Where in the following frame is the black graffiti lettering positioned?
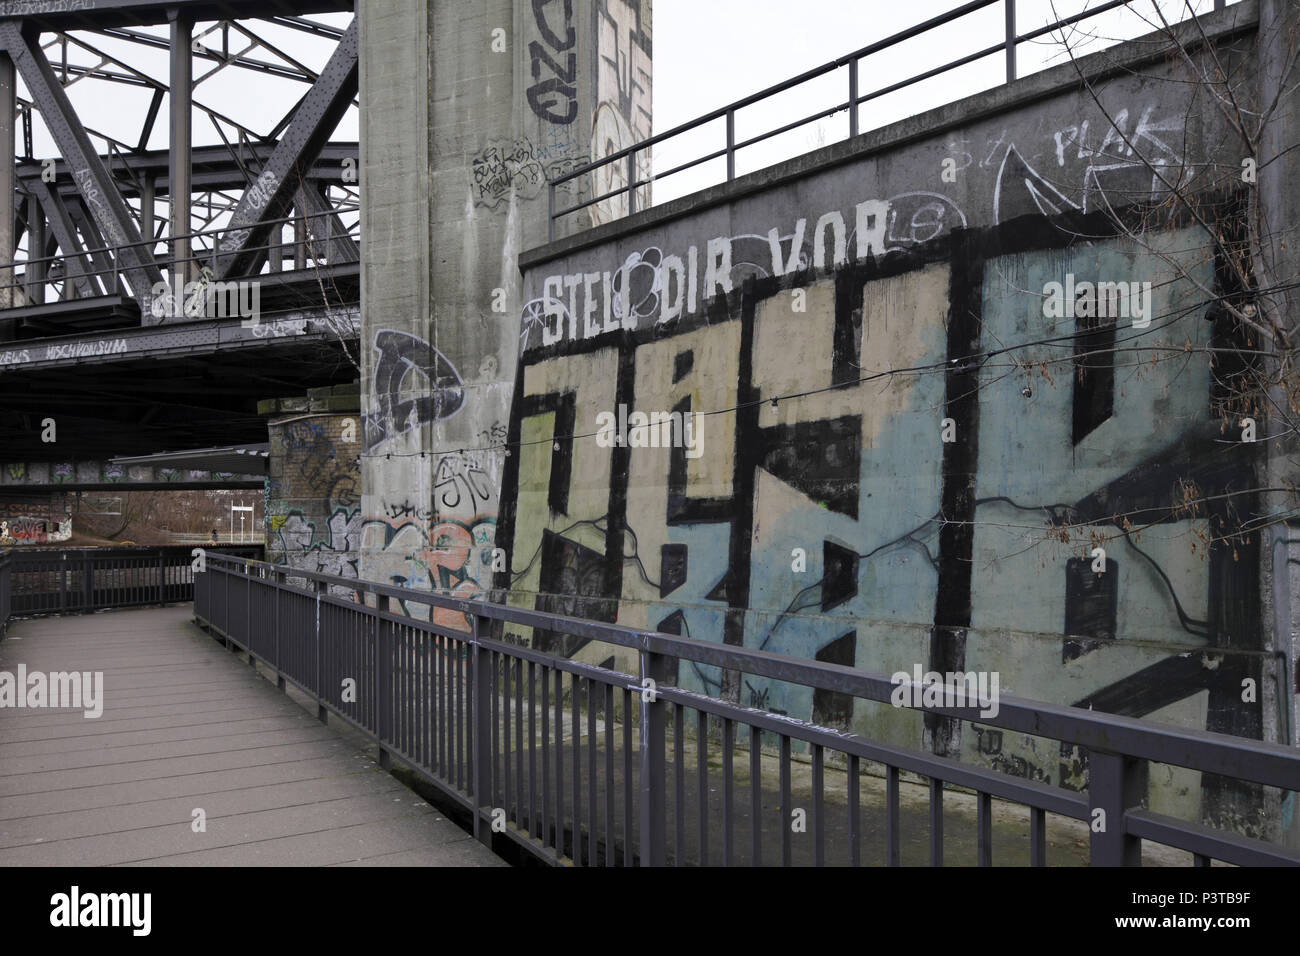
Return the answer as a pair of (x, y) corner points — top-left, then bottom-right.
(532, 0), (575, 51)
(527, 0), (577, 125)
(364, 330), (465, 451)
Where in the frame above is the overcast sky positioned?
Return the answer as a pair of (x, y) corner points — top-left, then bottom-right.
(11, 1), (1237, 239)
(651, 0), (1234, 199)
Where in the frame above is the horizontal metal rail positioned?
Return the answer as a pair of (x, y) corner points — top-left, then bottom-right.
(0, 545), (262, 619)
(547, 0), (1211, 240)
(0, 206), (359, 308)
(194, 552), (1300, 868)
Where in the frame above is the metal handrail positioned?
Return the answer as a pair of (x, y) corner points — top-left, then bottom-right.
(0, 206), (359, 306)
(0, 545), (262, 619)
(546, 0), (1215, 240)
(195, 550), (1300, 867)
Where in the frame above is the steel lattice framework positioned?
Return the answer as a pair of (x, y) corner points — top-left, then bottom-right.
(0, 0), (361, 461)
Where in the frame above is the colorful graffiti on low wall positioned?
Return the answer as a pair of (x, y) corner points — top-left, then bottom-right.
(0, 498), (72, 544)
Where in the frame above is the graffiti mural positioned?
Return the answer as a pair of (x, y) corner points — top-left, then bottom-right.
(501, 185), (1262, 828)
(527, 0), (578, 125)
(590, 0), (651, 224)
(470, 137), (590, 209)
(363, 329), (465, 452)
(0, 499), (72, 544)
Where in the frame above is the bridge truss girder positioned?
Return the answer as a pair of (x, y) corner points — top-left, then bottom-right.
(0, 2), (359, 329)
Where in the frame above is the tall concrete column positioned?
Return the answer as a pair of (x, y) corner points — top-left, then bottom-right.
(357, 0), (653, 609)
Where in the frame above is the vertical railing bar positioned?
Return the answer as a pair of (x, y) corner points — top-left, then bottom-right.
(748, 725), (762, 866)
(542, 663), (551, 848)
(572, 671), (582, 865)
(812, 743), (824, 867)
(639, 650), (670, 867)
(929, 778), (944, 867)
(622, 687), (633, 866)
(423, 626), (432, 773)
(503, 651), (512, 827)
(376, 595), (390, 769)
(848, 754), (860, 867)
(1030, 806), (1047, 867)
(886, 764), (900, 866)
(587, 677), (597, 867)
(492, 649), (501, 811)
(1005, 0), (1016, 82)
(725, 109), (735, 180)
(698, 709), (708, 866)
(516, 659), (524, 830)
(674, 703), (685, 867)
(722, 717), (734, 866)
(626, 149), (636, 217)
(455, 630), (464, 791)
(1090, 750), (1146, 866)
(546, 179), (554, 243)
(529, 660), (538, 841)
(977, 790), (992, 866)
(604, 682), (615, 866)
(435, 632), (443, 777)
(848, 56), (859, 138)
(473, 615), (492, 846)
(555, 666), (564, 860)
(780, 735), (791, 867)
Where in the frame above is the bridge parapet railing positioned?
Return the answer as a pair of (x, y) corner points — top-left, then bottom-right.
(548, 0), (1240, 239)
(0, 545), (262, 621)
(194, 551), (1300, 868)
(0, 552), (10, 638)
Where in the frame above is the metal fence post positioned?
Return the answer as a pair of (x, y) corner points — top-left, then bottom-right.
(638, 647), (673, 866)
(626, 150), (636, 216)
(244, 562), (252, 661)
(1089, 750), (1147, 865)
(376, 594), (392, 770)
(1005, 0), (1016, 83)
(848, 57), (859, 138)
(314, 578), (327, 723)
(81, 552), (93, 610)
(275, 570), (285, 690)
(725, 109), (735, 181)
(471, 612), (493, 846)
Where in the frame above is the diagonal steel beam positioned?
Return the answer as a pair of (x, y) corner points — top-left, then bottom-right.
(27, 177), (96, 298)
(0, 22), (158, 298)
(215, 17), (357, 280)
(297, 182), (358, 265)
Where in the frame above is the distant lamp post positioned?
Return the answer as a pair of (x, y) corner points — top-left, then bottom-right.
(231, 503), (254, 543)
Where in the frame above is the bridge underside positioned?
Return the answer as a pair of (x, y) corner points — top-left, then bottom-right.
(0, 1), (362, 466)
(0, 305), (357, 459)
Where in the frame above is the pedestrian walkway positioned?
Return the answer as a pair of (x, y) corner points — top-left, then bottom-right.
(0, 606), (504, 866)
